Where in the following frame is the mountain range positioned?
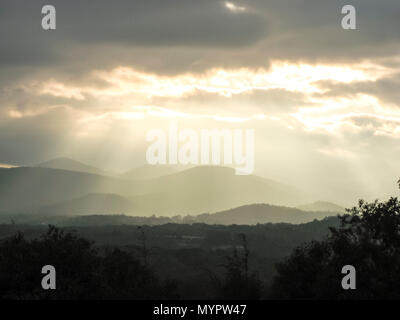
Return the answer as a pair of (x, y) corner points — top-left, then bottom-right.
(185, 203), (335, 225)
(296, 201), (345, 213)
(0, 203), (338, 226)
(36, 157), (109, 176)
(0, 157), (343, 223)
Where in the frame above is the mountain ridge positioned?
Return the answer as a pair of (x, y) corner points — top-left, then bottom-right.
(36, 157), (108, 176)
(0, 164), (315, 219)
(296, 201), (345, 213)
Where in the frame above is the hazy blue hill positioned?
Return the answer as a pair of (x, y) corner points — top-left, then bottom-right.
(40, 193), (135, 215)
(190, 203), (335, 225)
(296, 201), (345, 213)
(1, 204), (336, 226)
(0, 167), (135, 212)
(36, 157), (108, 176)
(120, 164), (177, 180)
(132, 166), (313, 215)
(0, 165), (313, 220)
(31, 202), (334, 226)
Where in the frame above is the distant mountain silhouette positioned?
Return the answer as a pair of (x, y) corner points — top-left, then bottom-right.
(296, 201), (344, 213)
(0, 165), (314, 219)
(9, 203), (336, 226)
(120, 164), (177, 180)
(189, 203), (334, 225)
(36, 157), (108, 176)
(131, 166), (313, 215)
(41, 193), (134, 215)
(0, 167), (134, 212)
(42, 167), (313, 216)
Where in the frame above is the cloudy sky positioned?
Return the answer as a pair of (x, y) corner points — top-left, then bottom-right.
(1, 0), (400, 204)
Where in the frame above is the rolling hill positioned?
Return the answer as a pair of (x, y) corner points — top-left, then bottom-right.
(120, 164), (177, 180)
(131, 166), (313, 215)
(0, 167), (135, 212)
(296, 201), (345, 213)
(188, 203), (335, 225)
(36, 157), (108, 176)
(40, 193), (134, 215)
(0, 165), (314, 219)
(43, 166), (313, 216)
(3, 202), (336, 226)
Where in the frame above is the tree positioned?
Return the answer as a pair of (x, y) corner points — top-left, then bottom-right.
(270, 190), (400, 299)
(0, 225), (176, 299)
(219, 234), (262, 299)
(0, 226), (100, 299)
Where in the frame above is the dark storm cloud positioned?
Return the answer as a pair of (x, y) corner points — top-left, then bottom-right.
(1, 0), (399, 78)
(0, 0), (268, 70)
(251, 0), (400, 61)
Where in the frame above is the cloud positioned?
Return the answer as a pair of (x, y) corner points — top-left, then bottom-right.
(315, 71), (400, 108)
(1, 0), (400, 80)
(1, 0), (400, 204)
(0, 0), (268, 71)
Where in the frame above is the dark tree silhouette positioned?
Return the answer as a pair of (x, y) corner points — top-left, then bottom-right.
(219, 234), (262, 299)
(270, 188), (400, 299)
(0, 225), (175, 299)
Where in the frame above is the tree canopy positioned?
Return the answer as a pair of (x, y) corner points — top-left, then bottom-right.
(0, 226), (175, 299)
(270, 192), (400, 299)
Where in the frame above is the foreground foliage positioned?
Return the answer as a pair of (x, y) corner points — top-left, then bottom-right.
(0, 226), (174, 299)
(271, 196), (400, 299)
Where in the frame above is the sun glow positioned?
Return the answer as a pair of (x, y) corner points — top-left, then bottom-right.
(292, 94), (400, 136)
(225, 2), (246, 12)
(31, 61), (390, 102)
(16, 60), (400, 138)
(79, 105), (265, 125)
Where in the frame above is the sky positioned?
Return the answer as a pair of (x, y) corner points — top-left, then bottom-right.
(1, 0), (400, 205)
